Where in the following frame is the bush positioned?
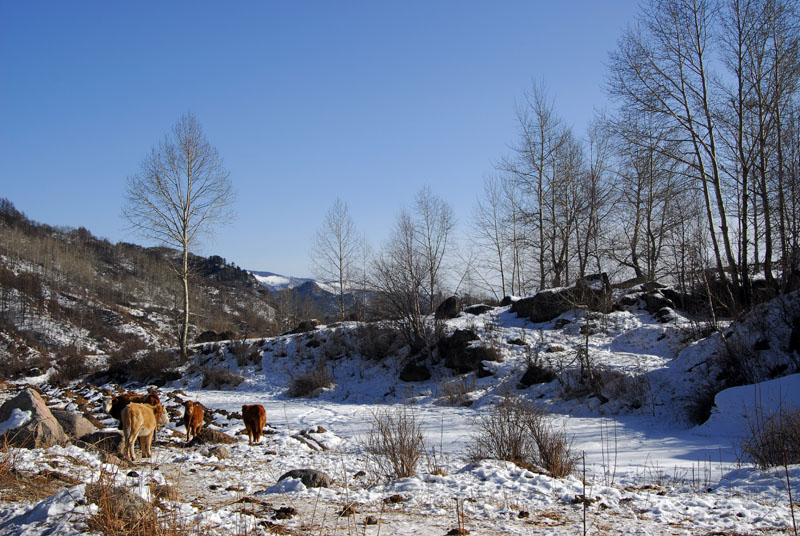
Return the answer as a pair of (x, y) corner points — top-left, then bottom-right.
(439, 376), (475, 406)
(288, 358), (333, 397)
(49, 347), (95, 387)
(469, 396), (576, 478)
(363, 405), (425, 479)
(739, 406), (800, 469)
(356, 323), (400, 360)
(128, 348), (181, 384)
(201, 366), (244, 388)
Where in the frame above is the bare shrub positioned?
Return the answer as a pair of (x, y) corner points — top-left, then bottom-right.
(201, 366), (244, 388)
(129, 348), (181, 384)
(230, 339), (261, 367)
(0, 350), (50, 381)
(739, 406), (800, 469)
(363, 405), (425, 480)
(288, 358), (333, 397)
(356, 322), (400, 360)
(438, 376), (475, 406)
(469, 396), (576, 478)
(50, 347), (96, 387)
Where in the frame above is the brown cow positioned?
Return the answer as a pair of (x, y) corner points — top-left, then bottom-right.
(119, 402), (168, 461)
(242, 404), (267, 445)
(104, 391), (162, 426)
(183, 400), (204, 443)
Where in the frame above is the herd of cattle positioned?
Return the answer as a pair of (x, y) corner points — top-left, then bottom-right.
(103, 391), (267, 461)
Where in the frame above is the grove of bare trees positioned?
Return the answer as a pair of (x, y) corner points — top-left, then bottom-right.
(463, 0), (800, 312)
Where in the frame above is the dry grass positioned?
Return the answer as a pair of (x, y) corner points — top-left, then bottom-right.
(85, 465), (211, 536)
(439, 376), (476, 407)
(739, 405), (800, 469)
(0, 436), (71, 503)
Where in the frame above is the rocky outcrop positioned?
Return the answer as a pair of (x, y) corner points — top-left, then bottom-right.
(438, 330), (500, 374)
(435, 296), (461, 320)
(399, 361), (431, 382)
(0, 388), (68, 448)
(464, 304), (493, 316)
(511, 273), (613, 323)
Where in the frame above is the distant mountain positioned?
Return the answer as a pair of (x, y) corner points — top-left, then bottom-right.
(249, 270), (367, 320)
(249, 271), (316, 293)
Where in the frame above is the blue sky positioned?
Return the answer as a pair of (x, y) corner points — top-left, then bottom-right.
(1, 1), (638, 278)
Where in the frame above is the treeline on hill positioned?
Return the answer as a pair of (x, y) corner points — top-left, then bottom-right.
(0, 198), (324, 381)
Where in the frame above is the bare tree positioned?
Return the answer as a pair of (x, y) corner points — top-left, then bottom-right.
(372, 210), (430, 352)
(414, 187), (455, 311)
(608, 0), (740, 298)
(123, 113), (234, 358)
(310, 197), (359, 320)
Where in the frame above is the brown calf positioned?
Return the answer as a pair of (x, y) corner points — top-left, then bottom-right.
(183, 400), (204, 443)
(119, 402), (168, 461)
(104, 392), (162, 426)
(242, 404), (267, 445)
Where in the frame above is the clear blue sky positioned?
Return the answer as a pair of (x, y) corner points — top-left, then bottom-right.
(1, 1), (638, 278)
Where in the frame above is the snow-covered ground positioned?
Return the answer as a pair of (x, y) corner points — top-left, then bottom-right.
(0, 298), (798, 535)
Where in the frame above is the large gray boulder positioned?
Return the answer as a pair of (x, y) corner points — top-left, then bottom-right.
(511, 273), (613, 323)
(0, 388), (69, 448)
(278, 469), (331, 488)
(51, 409), (97, 440)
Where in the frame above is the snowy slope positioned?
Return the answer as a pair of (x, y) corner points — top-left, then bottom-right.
(0, 293), (798, 535)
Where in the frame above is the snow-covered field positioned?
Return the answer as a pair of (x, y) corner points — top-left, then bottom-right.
(0, 298), (798, 535)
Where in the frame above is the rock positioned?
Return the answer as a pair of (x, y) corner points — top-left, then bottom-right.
(519, 363), (557, 388)
(208, 445), (230, 459)
(0, 388), (68, 448)
(510, 289), (573, 323)
(500, 296), (516, 306)
(438, 330), (500, 373)
(642, 291), (675, 315)
(655, 307), (678, 323)
(51, 409), (97, 439)
(511, 273), (613, 323)
(399, 361), (431, 382)
(554, 318), (571, 330)
(288, 319), (319, 334)
(464, 304), (493, 316)
(278, 469), (331, 488)
(193, 428), (238, 445)
(435, 296), (461, 320)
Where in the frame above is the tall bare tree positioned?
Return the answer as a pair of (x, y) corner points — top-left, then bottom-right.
(414, 187), (455, 312)
(123, 113), (234, 359)
(608, 0), (740, 298)
(311, 197), (359, 320)
(372, 210), (429, 352)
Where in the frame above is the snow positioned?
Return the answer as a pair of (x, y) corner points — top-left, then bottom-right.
(0, 409), (31, 435)
(0, 293), (798, 534)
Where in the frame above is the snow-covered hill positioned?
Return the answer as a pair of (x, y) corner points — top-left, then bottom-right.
(0, 290), (798, 535)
